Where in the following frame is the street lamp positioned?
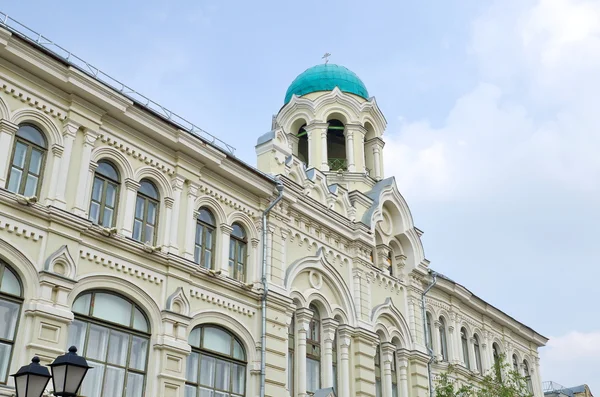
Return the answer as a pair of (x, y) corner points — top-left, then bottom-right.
(48, 346), (92, 397)
(10, 356), (52, 397)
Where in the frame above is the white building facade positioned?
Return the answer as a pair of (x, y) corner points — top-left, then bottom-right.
(0, 19), (546, 397)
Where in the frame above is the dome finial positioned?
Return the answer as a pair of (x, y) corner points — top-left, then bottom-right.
(322, 52), (331, 64)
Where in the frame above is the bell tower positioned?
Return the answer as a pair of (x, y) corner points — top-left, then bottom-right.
(256, 63), (387, 193)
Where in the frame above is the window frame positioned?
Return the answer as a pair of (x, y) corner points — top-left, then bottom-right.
(473, 334), (483, 373)
(6, 124), (47, 197)
(439, 317), (448, 362)
(460, 327), (470, 369)
(229, 223), (247, 282)
(89, 160), (121, 228)
(133, 180), (160, 245)
(288, 316), (295, 395)
(374, 344), (382, 397)
(185, 325), (247, 397)
(194, 208), (216, 269)
(69, 291), (151, 397)
(0, 261), (23, 385)
(306, 305), (321, 394)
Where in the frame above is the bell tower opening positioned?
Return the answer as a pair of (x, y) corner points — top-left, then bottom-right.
(297, 123), (308, 163)
(327, 119), (346, 171)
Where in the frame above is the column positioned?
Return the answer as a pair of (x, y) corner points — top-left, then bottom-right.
(280, 228), (289, 283)
(468, 337), (477, 373)
(304, 122), (328, 171)
(162, 197), (173, 249)
(295, 308), (313, 397)
(219, 224), (233, 275)
(433, 321), (442, 362)
(373, 145), (382, 180)
(0, 120), (17, 187)
(346, 124), (366, 173)
(121, 179), (140, 237)
(320, 128), (329, 171)
(321, 318), (339, 388)
(250, 237), (260, 282)
(52, 122), (78, 209)
(73, 130), (98, 216)
(448, 324), (459, 365)
(337, 325), (352, 397)
(169, 177), (185, 253)
(344, 129), (355, 172)
(266, 225), (275, 281)
(45, 145), (63, 205)
(381, 343), (395, 397)
(396, 350), (410, 397)
(183, 184), (199, 261)
(448, 313), (460, 365)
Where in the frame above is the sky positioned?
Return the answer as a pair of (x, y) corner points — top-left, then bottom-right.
(2, 0), (599, 390)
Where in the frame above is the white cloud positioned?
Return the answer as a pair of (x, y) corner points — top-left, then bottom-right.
(540, 330), (600, 390)
(384, 0), (600, 202)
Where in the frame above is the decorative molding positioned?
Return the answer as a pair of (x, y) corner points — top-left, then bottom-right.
(197, 183), (256, 218)
(79, 248), (164, 285)
(188, 287), (256, 317)
(0, 81), (68, 121)
(98, 133), (176, 176)
(0, 216), (45, 241)
(43, 245), (76, 279)
(165, 287), (191, 317)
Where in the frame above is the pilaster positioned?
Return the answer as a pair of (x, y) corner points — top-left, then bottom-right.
(295, 307), (313, 397)
(183, 183), (199, 261)
(168, 176), (185, 253)
(321, 318), (339, 389)
(120, 178), (140, 237)
(73, 129), (99, 216)
(51, 121), (79, 209)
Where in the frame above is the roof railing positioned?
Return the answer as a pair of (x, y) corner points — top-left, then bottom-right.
(0, 12), (236, 155)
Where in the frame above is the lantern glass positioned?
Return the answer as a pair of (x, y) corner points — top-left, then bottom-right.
(11, 357), (51, 397)
(49, 346), (91, 397)
(16, 373), (49, 397)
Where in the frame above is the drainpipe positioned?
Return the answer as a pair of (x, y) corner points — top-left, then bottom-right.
(260, 181), (284, 397)
(421, 270), (438, 397)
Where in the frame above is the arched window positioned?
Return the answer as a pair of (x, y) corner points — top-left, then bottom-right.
(461, 327), (470, 369)
(68, 291), (150, 397)
(307, 304), (321, 394)
(425, 312), (434, 352)
(492, 343), (502, 380)
(391, 351), (398, 397)
(186, 325), (246, 397)
(229, 223), (247, 282)
(473, 334), (482, 373)
(133, 179), (159, 244)
(439, 317), (448, 361)
(194, 208), (216, 269)
(288, 315), (295, 395)
(89, 160), (120, 227)
(523, 360), (533, 392)
(0, 261), (22, 384)
(297, 124), (308, 163)
(512, 354), (519, 373)
(374, 345), (382, 397)
(326, 120), (346, 171)
(7, 124), (47, 197)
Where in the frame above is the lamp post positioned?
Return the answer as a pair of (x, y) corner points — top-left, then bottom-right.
(11, 346), (91, 397)
(48, 346), (92, 397)
(10, 356), (51, 397)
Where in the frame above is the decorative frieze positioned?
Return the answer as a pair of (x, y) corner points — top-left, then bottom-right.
(79, 248), (164, 285)
(98, 133), (176, 176)
(0, 81), (68, 121)
(0, 216), (45, 241)
(188, 287), (256, 317)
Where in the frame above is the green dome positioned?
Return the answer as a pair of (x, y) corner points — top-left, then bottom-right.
(284, 64), (369, 104)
